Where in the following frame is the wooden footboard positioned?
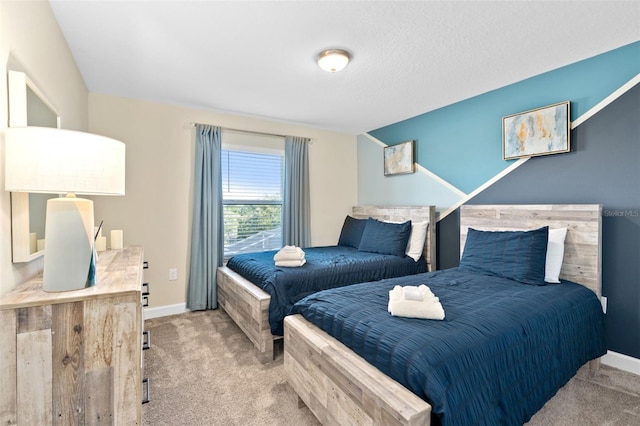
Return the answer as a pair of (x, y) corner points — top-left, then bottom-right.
(217, 266), (275, 363)
(284, 314), (431, 425)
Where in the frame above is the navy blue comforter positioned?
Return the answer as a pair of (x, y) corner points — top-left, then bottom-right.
(226, 246), (427, 335)
(292, 268), (606, 425)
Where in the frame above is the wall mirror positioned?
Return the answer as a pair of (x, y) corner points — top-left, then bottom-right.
(8, 70), (61, 263)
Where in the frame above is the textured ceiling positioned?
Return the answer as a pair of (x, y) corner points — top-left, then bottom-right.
(49, 1), (640, 135)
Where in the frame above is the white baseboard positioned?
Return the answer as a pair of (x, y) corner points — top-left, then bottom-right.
(601, 350), (640, 376)
(144, 303), (189, 320)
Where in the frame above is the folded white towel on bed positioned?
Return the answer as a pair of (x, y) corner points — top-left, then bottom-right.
(275, 259), (307, 267)
(273, 245), (306, 262)
(388, 285), (445, 320)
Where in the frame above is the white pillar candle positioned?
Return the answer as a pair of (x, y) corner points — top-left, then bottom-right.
(37, 239), (45, 252)
(110, 230), (123, 250)
(30, 233), (37, 254)
(95, 236), (107, 252)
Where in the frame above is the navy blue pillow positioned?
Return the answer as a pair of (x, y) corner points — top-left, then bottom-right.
(337, 216), (368, 248)
(459, 226), (549, 285)
(358, 219), (412, 257)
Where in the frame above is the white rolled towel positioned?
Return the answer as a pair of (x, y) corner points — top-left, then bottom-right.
(275, 259), (307, 267)
(274, 245), (306, 261)
(389, 285), (434, 302)
(402, 286), (423, 301)
(388, 285), (445, 320)
(401, 285), (435, 301)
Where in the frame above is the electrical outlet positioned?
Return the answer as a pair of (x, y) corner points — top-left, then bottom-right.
(601, 296), (607, 314)
(169, 268), (177, 281)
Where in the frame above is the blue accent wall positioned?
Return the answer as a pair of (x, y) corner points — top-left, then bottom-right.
(365, 42), (640, 195)
(357, 135), (462, 211)
(358, 41), (640, 359)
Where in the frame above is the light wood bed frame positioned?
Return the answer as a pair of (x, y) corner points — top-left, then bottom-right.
(284, 204), (602, 425)
(217, 205), (437, 363)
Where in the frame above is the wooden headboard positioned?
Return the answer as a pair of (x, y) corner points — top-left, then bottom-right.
(460, 204), (602, 295)
(352, 205), (437, 272)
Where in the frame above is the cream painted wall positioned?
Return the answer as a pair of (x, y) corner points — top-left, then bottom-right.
(89, 94), (357, 308)
(0, 1), (88, 295)
(0, 1), (356, 305)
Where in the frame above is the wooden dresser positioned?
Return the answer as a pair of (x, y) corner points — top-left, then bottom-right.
(0, 246), (145, 425)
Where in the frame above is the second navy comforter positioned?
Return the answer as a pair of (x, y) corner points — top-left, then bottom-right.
(226, 246), (427, 335)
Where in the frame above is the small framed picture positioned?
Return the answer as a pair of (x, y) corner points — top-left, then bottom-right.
(503, 101), (570, 160)
(384, 140), (415, 176)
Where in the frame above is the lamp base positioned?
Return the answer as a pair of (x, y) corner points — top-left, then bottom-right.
(43, 196), (94, 292)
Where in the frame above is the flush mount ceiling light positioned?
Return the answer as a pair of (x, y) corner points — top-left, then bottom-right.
(317, 49), (351, 73)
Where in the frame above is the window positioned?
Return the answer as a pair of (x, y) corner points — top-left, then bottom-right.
(222, 148), (283, 258)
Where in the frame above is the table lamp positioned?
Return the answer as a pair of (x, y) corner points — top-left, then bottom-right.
(5, 126), (125, 292)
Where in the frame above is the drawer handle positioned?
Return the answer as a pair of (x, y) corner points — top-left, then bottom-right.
(143, 330), (151, 350)
(142, 378), (150, 404)
(142, 295), (149, 307)
(143, 261), (149, 269)
(142, 282), (150, 296)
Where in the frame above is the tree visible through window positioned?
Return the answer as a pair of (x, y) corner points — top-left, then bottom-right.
(222, 149), (283, 258)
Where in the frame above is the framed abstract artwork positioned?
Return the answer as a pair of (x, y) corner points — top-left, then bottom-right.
(384, 140), (415, 176)
(503, 101), (570, 160)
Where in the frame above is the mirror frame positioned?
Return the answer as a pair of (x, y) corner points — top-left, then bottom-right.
(8, 70), (61, 263)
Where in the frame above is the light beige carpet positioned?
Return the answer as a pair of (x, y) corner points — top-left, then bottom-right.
(143, 310), (640, 426)
(142, 310), (318, 426)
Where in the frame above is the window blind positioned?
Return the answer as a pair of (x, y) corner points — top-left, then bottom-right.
(222, 149), (283, 257)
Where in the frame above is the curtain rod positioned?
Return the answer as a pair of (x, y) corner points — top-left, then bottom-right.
(189, 122), (310, 142)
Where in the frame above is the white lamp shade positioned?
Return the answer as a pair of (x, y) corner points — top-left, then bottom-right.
(5, 126), (125, 195)
(317, 49), (351, 73)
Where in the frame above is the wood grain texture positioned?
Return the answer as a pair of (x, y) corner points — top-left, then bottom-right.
(284, 204), (603, 426)
(17, 329), (53, 425)
(85, 367), (114, 425)
(113, 302), (141, 425)
(218, 206), (437, 363)
(16, 305), (51, 333)
(284, 315), (431, 426)
(0, 246), (144, 425)
(52, 302), (85, 425)
(84, 297), (117, 370)
(0, 310), (17, 425)
(217, 266), (273, 363)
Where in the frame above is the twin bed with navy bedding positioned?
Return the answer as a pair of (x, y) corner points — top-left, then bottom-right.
(284, 204), (606, 425)
(216, 206), (437, 362)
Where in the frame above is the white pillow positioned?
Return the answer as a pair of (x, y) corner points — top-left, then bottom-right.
(545, 228), (567, 283)
(406, 221), (429, 262)
(383, 220), (429, 261)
